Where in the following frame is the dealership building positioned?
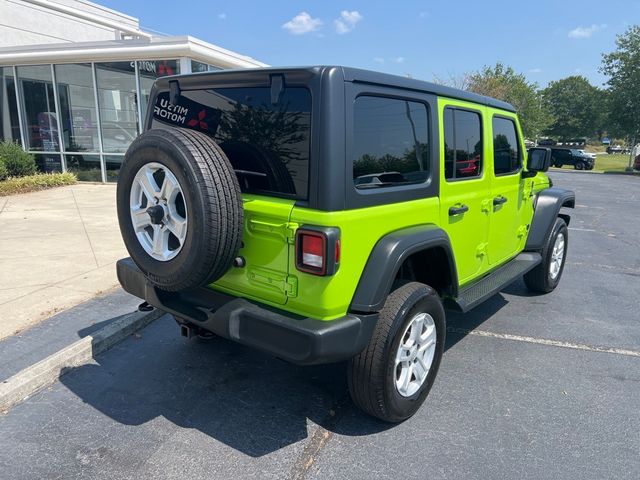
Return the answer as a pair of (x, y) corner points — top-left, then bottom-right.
(0, 0), (266, 182)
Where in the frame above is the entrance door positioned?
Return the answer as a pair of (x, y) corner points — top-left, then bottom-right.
(439, 102), (491, 285)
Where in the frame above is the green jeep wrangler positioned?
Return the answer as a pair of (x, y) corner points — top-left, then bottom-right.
(116, 66), (575, 423)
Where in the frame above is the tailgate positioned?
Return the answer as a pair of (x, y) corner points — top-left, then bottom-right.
(211, 194), (296, 305)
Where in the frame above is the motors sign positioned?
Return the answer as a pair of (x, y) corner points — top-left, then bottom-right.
(154, 98), (188, 124)
(133, 61), (157, 75)
(152, 92), (221, 134)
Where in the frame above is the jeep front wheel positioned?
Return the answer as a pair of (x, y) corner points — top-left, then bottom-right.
(347, 282), (445, 423)
(524, 217), (568, 293)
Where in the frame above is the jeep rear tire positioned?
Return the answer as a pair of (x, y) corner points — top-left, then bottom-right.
(524, 217), (568, 293)
(575, 161), (585, 170)
(347, 282), (445, 423)
(117, 128), (243, 291)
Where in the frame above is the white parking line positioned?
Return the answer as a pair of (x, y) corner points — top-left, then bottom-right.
(447, 327), (640, 358)
(568, 227), (598, 232)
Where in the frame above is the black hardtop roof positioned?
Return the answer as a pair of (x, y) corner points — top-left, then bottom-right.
(160, 66), (516, 113)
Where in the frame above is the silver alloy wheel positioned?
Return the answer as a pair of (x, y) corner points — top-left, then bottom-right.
(129, 162), (187, 262)
(549, 233), (565, 280)
(395, 312), (437, 398)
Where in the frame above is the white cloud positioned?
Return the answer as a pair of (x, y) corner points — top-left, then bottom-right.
(373, 57), (385, 64)
(393, 56), (405, 64)
(282, 12), (323, 35)
(419, 11), (429, 18)
(529, 68), (542, 73)
(568, 24), (607, 39)
(217, 13), (227, 20)
(334, 10), (363, 34)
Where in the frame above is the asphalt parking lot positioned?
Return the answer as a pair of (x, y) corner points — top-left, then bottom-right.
(1, 171), (639, 480)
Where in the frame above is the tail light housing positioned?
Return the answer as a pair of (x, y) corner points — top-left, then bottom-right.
(295, 226), (340, 276)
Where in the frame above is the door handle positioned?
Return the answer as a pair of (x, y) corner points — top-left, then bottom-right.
(449, 204), (469, 216)
(493, 196), (508, 206)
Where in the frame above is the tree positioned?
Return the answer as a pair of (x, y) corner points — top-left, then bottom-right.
(467, 63), (552, 139)
(600, 25), (640, 140)
(542, 76), (607, 140)
(217, 100), (307, 164)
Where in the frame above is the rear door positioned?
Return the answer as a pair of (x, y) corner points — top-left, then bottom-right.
(438, 100), (491, 285)
(214, 196), (296, 305)
(149, 81), (313, 305)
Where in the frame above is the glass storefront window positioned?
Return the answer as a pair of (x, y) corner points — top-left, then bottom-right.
(65, 154), (102, 181)
(191, 60), (221, 73)
(0, 67), (21, 145)
(33, 153), (62, 173)
(138, 59), (179, 120)
(104, 154), (124, 182)
(95, 62), (139, 153)
(191, 60), (208, 73)
(16, 65), (59, 152)
(55, 64), (99, 153)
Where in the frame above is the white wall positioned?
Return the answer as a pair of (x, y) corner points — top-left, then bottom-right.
(0, 0), (141, 48)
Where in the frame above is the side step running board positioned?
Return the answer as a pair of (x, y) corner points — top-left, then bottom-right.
(446, 252), (542, 313)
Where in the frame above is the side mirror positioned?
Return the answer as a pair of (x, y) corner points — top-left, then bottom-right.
(525, 147), (551, 176)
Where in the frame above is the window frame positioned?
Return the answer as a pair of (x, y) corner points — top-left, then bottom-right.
(491, 114), (523, 177)
(150, 84), (314, 201)
(351, 94), (431, 191)
(442, 105), (485, 183)
(344, 82), (438, 209)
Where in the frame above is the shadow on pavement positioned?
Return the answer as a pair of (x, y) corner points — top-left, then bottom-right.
(60, 291), (513, 457)
(61, 317), (392, 457)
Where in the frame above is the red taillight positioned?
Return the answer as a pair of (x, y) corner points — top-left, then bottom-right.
(301, 234), (325, 269)
(295, 227), (340, 276)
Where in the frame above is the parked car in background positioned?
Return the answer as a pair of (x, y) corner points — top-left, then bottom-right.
(550, 147), (595, 170)
(607, 145), (630, 154)
(578, 149), (597, 160)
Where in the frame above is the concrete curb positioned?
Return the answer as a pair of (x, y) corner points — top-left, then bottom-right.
(0, 308), (164, 413)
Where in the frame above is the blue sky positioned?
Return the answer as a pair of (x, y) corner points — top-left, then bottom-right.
(100, 0), (640, 87)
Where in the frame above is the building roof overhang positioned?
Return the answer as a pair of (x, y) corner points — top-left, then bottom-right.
(0, 36), (268, 69)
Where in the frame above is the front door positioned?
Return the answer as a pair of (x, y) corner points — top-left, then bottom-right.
(439, 101), (491, 285)
(487, 114), (527, 265)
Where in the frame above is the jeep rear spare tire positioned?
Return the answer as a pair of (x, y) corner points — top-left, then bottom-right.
(117, 128), (243, 291)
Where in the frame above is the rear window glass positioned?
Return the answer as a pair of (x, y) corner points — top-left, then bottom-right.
(151, 87), (311, 199)
(352, 95), (430, 189)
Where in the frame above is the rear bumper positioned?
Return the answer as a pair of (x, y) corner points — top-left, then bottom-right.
(117, 258), (378, 365)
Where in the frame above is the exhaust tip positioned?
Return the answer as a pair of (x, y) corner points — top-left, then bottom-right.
(180, 324), (193, 338)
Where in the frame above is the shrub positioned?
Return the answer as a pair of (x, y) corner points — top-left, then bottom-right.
(0, 172), (77, 196)
(0, 159), (7, 181)
(0, 141), (37, 177)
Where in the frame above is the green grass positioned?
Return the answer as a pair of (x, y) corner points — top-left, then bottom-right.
(594, 153), (636, 172)
(0, 172), (77, 196)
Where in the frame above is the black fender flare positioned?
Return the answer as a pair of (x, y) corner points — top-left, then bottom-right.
(525, 187), (575, 251)
(349, 225), (458, 313)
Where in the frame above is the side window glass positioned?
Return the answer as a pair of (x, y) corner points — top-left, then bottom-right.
(492, 117), (521, 175)
(352, 95), (430, 189)
(443, 107), (482, 180)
